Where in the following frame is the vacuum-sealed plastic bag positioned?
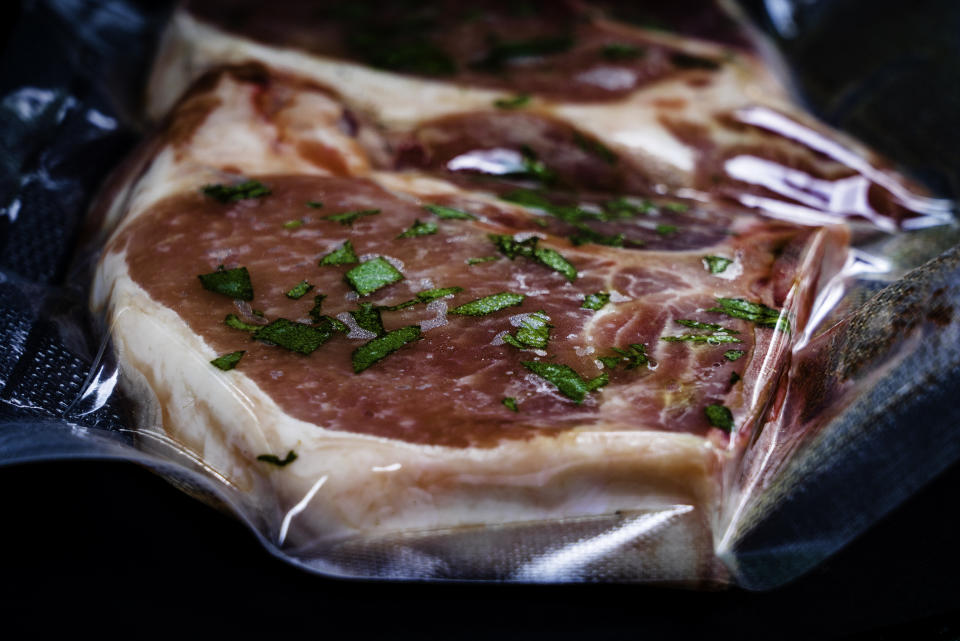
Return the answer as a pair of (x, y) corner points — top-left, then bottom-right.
(2, 0), (959, 588)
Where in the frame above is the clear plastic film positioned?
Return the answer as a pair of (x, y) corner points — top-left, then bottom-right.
(2, 0), (959, 588)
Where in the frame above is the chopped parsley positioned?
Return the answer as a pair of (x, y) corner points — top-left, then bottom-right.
(257, 451), (297, 467)
(664, 202), (690, 212)
(210, 350), (244, 371)
(379, 286), (463, 312)
(345, 257), (404, 296)
(709, 298), (789, 331)
(306, 201), (324, 209)
(598, 344), (648, 370)
(705, 404), (735, 432)
(675, 319), (738, 333)
(503, 311), (552, 350)
(489, 234), (577, 281)
(494, 94), (531, 109)
(661, 334), (742, 344)
(522, 361), (608, 404)
(397, 219), (438, 238)
(500, 190), (636, 248)
(601, 43), (645, 60)
(467, 256), (498, 265)
(285, 280), (314, 300)
(581, 291), (611, 311)
(326, 208), (381, 226)
(319, 241), (358, 266)
(253, 318), (339, 355)
(572, 131), (618, 165)
(602, 197), (655, 219)
(502, 397), (519, 412)
(450, 292), (524, 316)
(224, 313), (261, 332)
(198, 266), (254, 301)
(570, 228), (627, 248)
(283, 219), (304, 230)
(655, 224), (678, 236)
(308, 294), (327, 323)
(512, 146), (556, 184)
(315, 315), (349, 335)
(723, 350), (745, 362)
(703, 255), (733, 274)
(424, 203), (476, 220)
(201, 180), (271, 203)
(351, 302), (385, 336)
(352, 325), (422, 373)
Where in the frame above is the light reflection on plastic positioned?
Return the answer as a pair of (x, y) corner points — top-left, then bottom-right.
(447, 148), (525, 175)
(513, 505), (693, 581)
(278, 475), (328, 545)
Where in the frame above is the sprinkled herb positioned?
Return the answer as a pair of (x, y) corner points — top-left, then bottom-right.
(502, 397), (519, 412)
(522, 361), (608, 404)
(602, 42), (645, 60)
(201, 180), (271, 203)
(599, 344), (649, 370)
(398, 219), (438, 238)
(494, 94), (531, 109)
(705, 404), (735, 432)
(316, 315), (349, 335)
(570, 228), (627, 247)
(345, 257), (404, 296)
(572, 131), (618, 165)
(655, 224), (678, 236)
(500, 190), (636, 248)
(512, 146), (556, 184)
(352, 325), (422, 373)
(467, 256), (498, 265)
(450, 292), (524, 316)
(703, 256), (733, 274)
(489, 234), (577, 281)
(676, 319), (738, 333)
(319, 241), (358, 266)
(424, 203), (476, 220)
(253, 318), (339, 354)
(224, 314), (261, 332)
(473, 35), (574, 71)
(210, 350), (244, 371)
(351, 302), (385, 336)
(257, 451), (297, 467)
(724, 350), (745, 362)
(661, 334), (742, 344)
(581, 291), (611, 311)
(664, 202), (690, 212)
(602, 197), (655, 219)
(709, 298), (789, 331)
(308, 294), (327, 323)
(503, 311), (552, 350)
(283, 219), (304, 230)
(306, 201), (324, 208)
(326, 208), (381, 226)
(286, 280), (314, 300)
(198, 266), (253, 301)
(380, 286), (463, 312)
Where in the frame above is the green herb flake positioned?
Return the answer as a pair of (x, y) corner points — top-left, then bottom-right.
(494, 94), (531, 109)
(572, 131), (618, 165)
(318, 240), (358, 266)
(467, 256), (498, 265)
(285, 280), (314, 300)
(326, 208), (381, 226)
(450, 292), (524, 316)
(703, 255), (733, 274)
(224, 314), (261, 332)
(345, 257), (404, 296)
(503, 311), (552, 350)
(253, 318), (338, 355)
(488, 234), (577, 281)
(424, 203), (476, 220)
(521, 361), (608, 404)
(201, 180), (271, 203)
(210, 350), (245, 371)
(257, 451), (297, 467)
(661, 334), (742, 345)
(502, 397), (519, 412)
(675, 319), (738, 333)
(655, 224), (678, 236)
(705, 404), (735, 432)
(198, 266), (254, 301)
(283, 219), (304, 230)
(603, 197), (655, 219)
(534, 246), (577, 282)
(417, 286), (463, 302)
(352, 325), (422, 373)
(351, 302), (386, 336)
(514, 147), (556, 184)
(664, 202), (690, 212)
(397, 219), (438, 238)
(723, 350), (745, 362)
(308, 294), (328, 323)
(601, 43), (645, 60)
(306, 201), (324, 209)
(599, 344), (649, 370)
(709, 297), (790, 331)
(581, 291), (611, 311)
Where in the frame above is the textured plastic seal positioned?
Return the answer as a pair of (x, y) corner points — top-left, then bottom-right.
(2, 0), (959, 588)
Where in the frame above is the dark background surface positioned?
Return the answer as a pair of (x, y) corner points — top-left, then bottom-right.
(2, 1), (960, 636)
